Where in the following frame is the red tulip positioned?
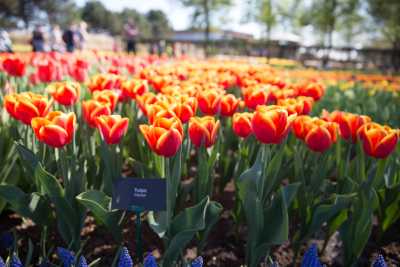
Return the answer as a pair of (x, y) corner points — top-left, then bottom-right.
(31, 111), (76, 148)
(232, 112), (253, 138)
(82, 100), (112, 128)
(47, 81), (80, 106)
(197, 90), (222, 115)
(4, 92), (53, 125)
(139, 117), (183, 157)
(95, 115), (129, 144)
(2, 57), (26, 77)
(189, 116), (220, 148)
(357, 123), (398, 159)
(220, 94), (240, 116)
(251, 105), (296, 144)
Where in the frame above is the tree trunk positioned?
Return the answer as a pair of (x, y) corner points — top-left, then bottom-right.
(203, 0), (210, 57)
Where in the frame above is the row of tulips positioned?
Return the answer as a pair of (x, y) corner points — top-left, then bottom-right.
(0, 53), (399, 266)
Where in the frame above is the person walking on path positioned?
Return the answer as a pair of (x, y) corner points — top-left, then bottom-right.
(123, 19), (139, 53)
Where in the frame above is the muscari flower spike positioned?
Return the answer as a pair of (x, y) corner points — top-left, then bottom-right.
(57, 247), (75, 267)
(10, 255), (23, 267)
(300, 244), (323, 267)
(0, 256), (5, 267)
(38, 259), (51, 267)
(373, 254), (387, 267)
(144, 252), (157, 267)
(0, 231), (14, 250)
(118, 247), (133, 267)
(78, 256), (88, 267)
(191, 256), (203, 267)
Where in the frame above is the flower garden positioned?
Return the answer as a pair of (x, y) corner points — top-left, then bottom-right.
(0, 52), (399, 266)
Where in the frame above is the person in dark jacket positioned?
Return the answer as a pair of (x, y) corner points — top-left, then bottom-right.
(31, 25), (45, 52)
(63, 25), (76, 53)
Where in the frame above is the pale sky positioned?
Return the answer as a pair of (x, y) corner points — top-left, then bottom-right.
(75, 0), (264, 38)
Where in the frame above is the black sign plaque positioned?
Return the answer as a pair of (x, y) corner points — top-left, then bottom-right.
(112, 177), (166, 211)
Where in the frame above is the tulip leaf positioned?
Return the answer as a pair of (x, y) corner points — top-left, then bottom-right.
(261, 183), (300, 245)
(198, 200), (223, 250)
(15, 142), (39, 174)
(0, 184), (50, 225)
(162, 197), (216, 267)
(305, 194), (353, 238)
(76, 190), (123, 242)
(148, 211), (168, 238)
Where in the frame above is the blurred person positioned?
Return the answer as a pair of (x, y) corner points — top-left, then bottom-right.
(76, 21), (88, 50)
(0, 29), (13, 52)
(63, 25), (76, 52)
(123, 19), (139, 53)
(49, 25), (63, 52)
(31, 25), (45, 52)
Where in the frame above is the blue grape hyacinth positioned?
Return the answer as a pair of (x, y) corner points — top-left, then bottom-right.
(373, 254), (387, 267)
(0, 256), (5, 267)
(144, 252), (157, 267)
(78, 256), (88, 267)
(9, 255), (23, 267)
(300, 244), (323, 267)
(191, 256), (203, 267)
(118, 247), (133, 267)
(0, 231), (14, 250)
(57, 247), (75, 267)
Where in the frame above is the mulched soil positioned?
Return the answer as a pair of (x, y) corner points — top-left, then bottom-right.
(0, 180), (399, 266)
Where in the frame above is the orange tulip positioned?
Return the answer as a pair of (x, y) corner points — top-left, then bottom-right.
(357, 123), (398, 159)
(95, 115), (129, 144)
(121, 79), (148, 100)
(136, 92), (158, 115)
(251, 105), (296, 144)
(31, 111), (76, 148)
(170, 96), (198, 123)
(92, 90), (119, 112)
(243, 87), (270, 110)
(139, 117), (183, 157)
(47, 81), (80, 106)
(232, 112), (253, 138)
(4, 92), (52, 125)
(189, 116), (220, 148)
(277, 96), (313, 116)
(293, 116), (337, 152)
(220, 94), (240, 116)
(82, 100), (112, 128)
(197, 90), (221, 115)
(146, 102), (177, 124)
(322, 110), (371, 143)
(298, 82), (325, 101)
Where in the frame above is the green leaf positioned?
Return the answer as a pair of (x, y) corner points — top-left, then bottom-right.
(198, 201), (223, 250)
(0, 185), (50, 225)
(162, 197), (211, 267)
(76, 190), (123, 242)
(305, 194), (353, 238)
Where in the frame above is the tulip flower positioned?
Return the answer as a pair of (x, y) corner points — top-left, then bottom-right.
(95, 115), (129, 145)
(357, 123), (398, 159)
(136, 92), (158, 115)
(87, 74), (117, 93)
(121, 79), (148, 100)
(92, 90), (119, 112)
(298, 82), (325, 101)
(242, 87), (270, 110)
(171, 99), (198, 123)
(220, 94), (240, 116)
(31, 111), (76, 148)
(232, 112), (253, 138)
(322, 110), (371, 143)
(2, 57), (25, 77)
(37, 60), (62, 83)
(277, 96), (314, 116)
(140, 117), (183, 157)
(146, 102), (176, 124)
(189, 116), (220, 148)
(4, 92), (53, 125)
(82, 100), (112, 128)
(197, 90), (222, 115)
(251, 105), (296, 144)
(293, 116), (338, 153)
(47, 81), (80, 106)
